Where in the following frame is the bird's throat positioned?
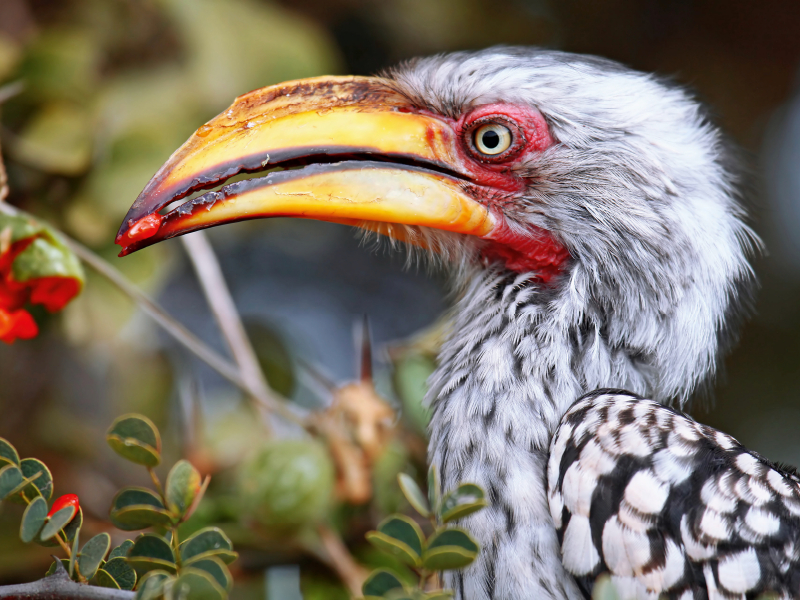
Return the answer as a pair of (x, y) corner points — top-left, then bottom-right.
(481, 219), (570, 281)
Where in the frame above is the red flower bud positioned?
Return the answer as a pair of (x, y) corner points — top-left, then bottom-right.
(0, 214), (84, 344)
(47, 494), (80, 522)
(0, 308), (38, 343)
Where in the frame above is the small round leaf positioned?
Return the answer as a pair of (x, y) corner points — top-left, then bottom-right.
(423, 527), (480, 571)
(165, 460), (201, 518)
(78, 532), (111, 580)
(101, 557), (137, 590)
(397, 473), (430, 518)
(173, 568), (226, 600)
(19, 458), (53, 501)
(108, 539), (134, 560)
(441, 483), (486, 523)
(128, 533), (176, 575)
(366, 532), (421, 567)
(0, 438), (20, 467)
(427, 528), (479, 553)
(111, 505), (174, 531)
(110, 487), (172, 530)
(20, 496), (48, 542)
(377, 515), (424, 556)
(179, 526), (237, 565)
(107, 415), (161, 467)
(362, 569), (405, 597)
(40, 506), (77, 541)
(188, 557), (233, 592)
(422, 546), (477, 571)
(92, 569), (121, 589)
(37, 507), (83, 547)
(0, 464), (24, 500)
(135, 571), (173, 600)
(441, 500), (488, 524)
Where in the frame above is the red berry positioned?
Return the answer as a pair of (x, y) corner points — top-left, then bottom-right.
(47, 494), (79, 522)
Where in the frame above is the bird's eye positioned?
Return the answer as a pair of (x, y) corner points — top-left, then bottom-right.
(474, 123), (512, 155)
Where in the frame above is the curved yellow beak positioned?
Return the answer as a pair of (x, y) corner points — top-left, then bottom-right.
(115, 76), (494, 256)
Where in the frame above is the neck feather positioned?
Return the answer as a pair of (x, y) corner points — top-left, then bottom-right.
(426, 266), (657, 599)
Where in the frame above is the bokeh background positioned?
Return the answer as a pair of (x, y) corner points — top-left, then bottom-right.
(1, 0), (799, 596)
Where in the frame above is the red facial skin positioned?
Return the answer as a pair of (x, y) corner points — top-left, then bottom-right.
(47, 494), (80, 521)
(448, 103), (571, 282)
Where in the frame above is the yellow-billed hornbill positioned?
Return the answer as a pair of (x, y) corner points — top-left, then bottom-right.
(116, 48), (797, 599)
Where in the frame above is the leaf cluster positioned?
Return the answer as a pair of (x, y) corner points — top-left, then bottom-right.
(361, 467), (488, 600)
(105, 414), (236, 600)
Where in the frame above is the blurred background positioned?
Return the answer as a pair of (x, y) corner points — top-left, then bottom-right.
(0, 0), (799, 596)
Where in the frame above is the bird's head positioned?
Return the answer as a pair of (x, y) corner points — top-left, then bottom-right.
(116, 48), (757, 403)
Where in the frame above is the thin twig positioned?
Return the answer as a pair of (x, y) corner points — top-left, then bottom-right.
(0, 203), (306, 427)
(316, 523), (369, 597)
(181, 231), (284, 432)
(0, 81), (23, 204)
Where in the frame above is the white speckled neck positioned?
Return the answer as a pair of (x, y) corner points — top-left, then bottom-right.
(427, 267), (652, 599)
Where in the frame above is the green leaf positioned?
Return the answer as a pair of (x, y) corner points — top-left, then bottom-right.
(187, 557), (232, 592)
(0, 438), (20, 467)
(40, 506), (76, 541)
(92, 569), (121, 589)
(78, 532), (111, 580)
(108, 539), (134, 560)
(378, 515), (424, 556)
(102, 557), (137, 590)
(422, 528), (480, 571)
(135, 571), (173, 600)
(172, 568), (226, 600)
(427, 528), (479, 553)
(362, 569), (405, 597)
(424, 593), (455, 600)
(128, 533), (176, 575)
(106, 414), (161, 467)
(37, 506), (83, 547)
(0, 464), (24, 500)
(428, 465), (440, 514)
(397, 473), (430, 518)
(20, 496), (48, 542)
(421, 546), (477, 571)
(366, 532), (420, 568)
(441, 484), (488, 523)
(366, 514), (425, 566)
(110, 487), (173, 530)
(165, 459), (201, 518)
(18, 458), (53, 502)
(179, 526), (237, 565)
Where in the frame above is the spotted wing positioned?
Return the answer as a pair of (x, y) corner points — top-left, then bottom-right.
(547, 390), (800, 600)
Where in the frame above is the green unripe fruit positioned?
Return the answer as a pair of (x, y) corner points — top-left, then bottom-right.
(239, 440), (335, 530)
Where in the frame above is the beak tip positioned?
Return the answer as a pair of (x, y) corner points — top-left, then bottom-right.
(115, 213), (164, 256)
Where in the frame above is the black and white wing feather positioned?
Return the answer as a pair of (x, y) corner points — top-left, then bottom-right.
(548, 391), (800, 600)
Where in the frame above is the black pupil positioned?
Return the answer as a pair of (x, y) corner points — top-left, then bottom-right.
(481, 129), (500, 149)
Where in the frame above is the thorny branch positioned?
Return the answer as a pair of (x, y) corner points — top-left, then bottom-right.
(0, 560), (134, 600)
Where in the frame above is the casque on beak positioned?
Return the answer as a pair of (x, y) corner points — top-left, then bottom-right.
(115, 76), (495, 256)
